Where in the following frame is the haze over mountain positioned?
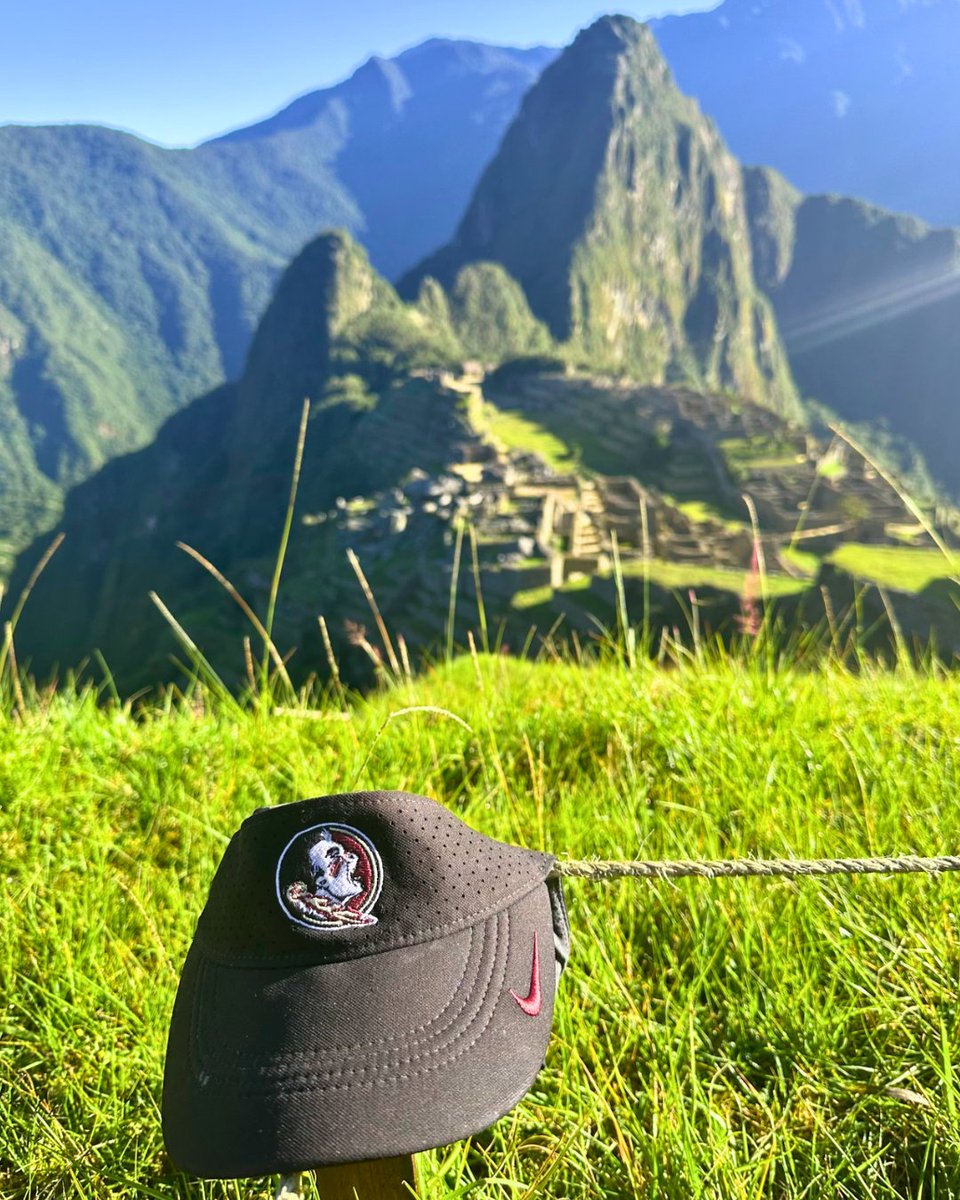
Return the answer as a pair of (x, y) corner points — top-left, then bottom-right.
(402, 17), (960, 499)
(745, 166), (960, 492)
(653, 0), (960, 228)
(0, 40), (551, 568)
(212, 40), (556, 280)
(7, 0), (960, 578)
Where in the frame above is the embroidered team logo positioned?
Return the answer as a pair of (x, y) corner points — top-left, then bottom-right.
(276, 823), (383, 930)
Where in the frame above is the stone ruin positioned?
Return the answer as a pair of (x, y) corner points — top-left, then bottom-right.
(301, 368), (956, 610)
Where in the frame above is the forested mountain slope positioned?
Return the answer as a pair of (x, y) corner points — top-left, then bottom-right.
(0, 41), (551, 561)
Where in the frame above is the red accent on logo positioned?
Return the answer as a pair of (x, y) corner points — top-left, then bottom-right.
(509, 931), (542, 1017)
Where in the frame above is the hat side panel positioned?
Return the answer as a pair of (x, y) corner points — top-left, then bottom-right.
(193, 922), (488, 1075)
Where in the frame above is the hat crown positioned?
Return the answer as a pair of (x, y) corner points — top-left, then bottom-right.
(195, 790), (554, 966)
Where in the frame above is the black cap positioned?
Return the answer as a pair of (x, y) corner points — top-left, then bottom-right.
(162, 790), (570, 1178)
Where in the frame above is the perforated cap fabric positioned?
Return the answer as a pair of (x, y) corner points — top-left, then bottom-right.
(162, 791), (570, 1178)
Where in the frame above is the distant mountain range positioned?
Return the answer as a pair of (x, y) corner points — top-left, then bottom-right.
(0, 41), (550, 567)
(9, 17), (959, 689)
(653, 0), (960, 230)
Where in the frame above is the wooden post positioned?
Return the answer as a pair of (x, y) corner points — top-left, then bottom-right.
(276, 1156), (419, 1200)
(315, 1155), (419, 1199)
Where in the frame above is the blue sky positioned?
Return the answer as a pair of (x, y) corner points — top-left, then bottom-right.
(2, 0), (716, 146)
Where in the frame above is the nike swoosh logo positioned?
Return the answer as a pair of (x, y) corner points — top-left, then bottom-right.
(509, 931), (542, 1016)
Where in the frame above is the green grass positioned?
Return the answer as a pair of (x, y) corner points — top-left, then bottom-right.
(475, 401), (577, 474)
(618, 556), (807, 598)
(816, 459), (847, 480)
(829, 543), (960, 593)
(675, 499), (747, 531)
(780, 546), (822, 577)
(511, 584), (555, 609)
(4, 652), (960, 1197)
(888, 523), (930, 546)
(719, 436), (805, 479)
(559, 573), (592, 593)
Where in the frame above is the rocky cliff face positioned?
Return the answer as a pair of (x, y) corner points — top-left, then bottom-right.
(403, 16), (801, 418)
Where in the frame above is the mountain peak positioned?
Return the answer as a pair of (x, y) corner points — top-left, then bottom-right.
(401, 10), (799, 414)
(568, 13), (668, 69)
(345, 54), (413, 112)
(238, 230), (383, 418)
(578, 13), (652, 44)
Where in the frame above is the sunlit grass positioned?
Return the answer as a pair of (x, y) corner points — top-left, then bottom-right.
(719, 435), (805, 478)
(3, 654), (960, 1197)
(618, 556), (806, 597)
(829, 543), (960, 592)
(475, 401), (576, 473)
(780, 545), (821, 576)
(511, 583), (555, 609)
(675, 499), (748, 530)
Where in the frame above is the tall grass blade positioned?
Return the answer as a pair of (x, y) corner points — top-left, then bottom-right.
(148, 591), (237, 708)
(741, 494), (768, 606)
(610, 530), (635, 670)
(0, 532), (65, 681)
(640, 491), (651, 652)
(318, 615), (348, 710)
(4, 621), (25, 715)
(263, 398), (311, 682)
(346, 548), (402, 678)
(350, 704), (474, 789)
(468, 520), (489, 655)
(176, 540), (293, 694)
(446, 517), (465, 663)
(877, 586), (910, 669)
(93, 649), (122, 706)
(830, 422), (957, 580)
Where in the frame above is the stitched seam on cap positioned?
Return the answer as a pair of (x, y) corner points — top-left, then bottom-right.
(196, 866), (552, 967)
(237, 907), (508, 1094)
(198, 918), (486, 1068)
(231, 906), (510, 1095)
(221, 909), (502, 1089)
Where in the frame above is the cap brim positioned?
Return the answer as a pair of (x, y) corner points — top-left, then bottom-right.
(162, 883), (557, 1177)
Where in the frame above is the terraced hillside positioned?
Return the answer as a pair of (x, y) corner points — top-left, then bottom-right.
(9, 325), (958, 691)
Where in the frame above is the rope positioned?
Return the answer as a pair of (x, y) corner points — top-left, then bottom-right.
(552, 853), (960, 881)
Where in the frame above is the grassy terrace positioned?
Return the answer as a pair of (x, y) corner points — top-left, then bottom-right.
(719, 435), (805, 478)
(829, 544), (960, 593)
(511, 562), (804, 613)
(473, 400), (578, 474)
(617, 557), (806, 597)
(4, 649), (960, 1197)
